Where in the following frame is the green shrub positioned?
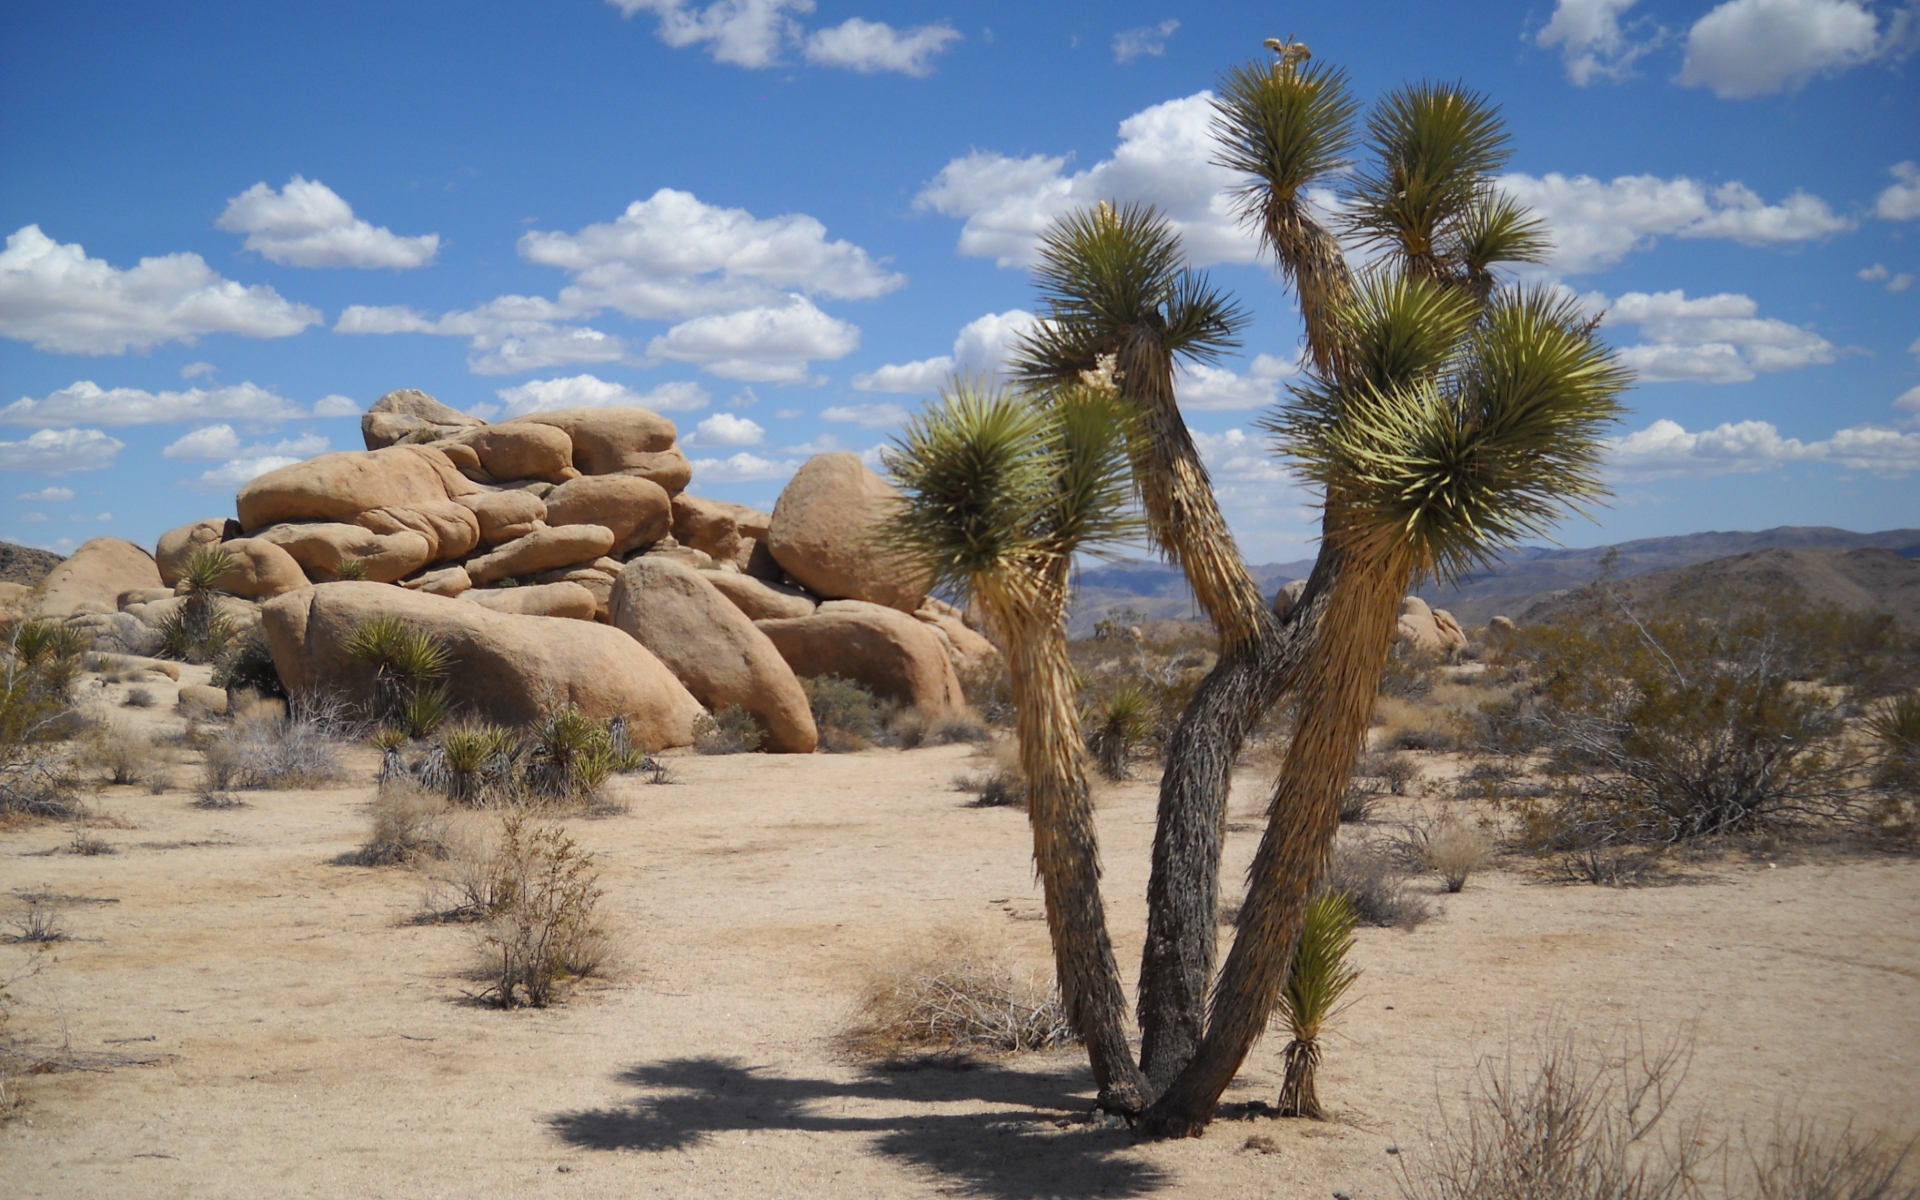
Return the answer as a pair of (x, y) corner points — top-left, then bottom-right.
(694, 704), (764, 754)
(1, 620), (89, 819)
(475, 814), (608, 1008)
(212, 626), (286, 700)
(1085, 682), (1154, 781)
(802, 675), (896, 752)
(1273, 890), (1359, 1118)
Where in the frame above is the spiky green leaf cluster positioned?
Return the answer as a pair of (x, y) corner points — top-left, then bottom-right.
(1212, 58), (1357, 210)
(1277, 889), (1359, 1041)
(1011, 204), (1246, 385)
(1271, 286), (1628, 582)
(883, 381), (1143, 600)
(347, 616), (450, 682)
(178, 546), (237, 593)
(1343, 81), (1545, 278)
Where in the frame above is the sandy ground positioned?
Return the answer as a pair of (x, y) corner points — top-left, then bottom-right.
(3, 683), (1918, 1199)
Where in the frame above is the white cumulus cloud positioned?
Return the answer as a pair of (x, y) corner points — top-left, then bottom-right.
(803, 18), (961, 75)
(1610, 416), (1920, 477)
(1877, 162), (1920, 221)
(0, 428), (125, 474)
(1677, 0), (1884, 97)
(685, 450), (800, 482)
(821, 402), (908, 429)
(1894, 385), (1920, 415)
(0, 225), (320, 355)
(916, 92), (1255, 269)
(519, 187), (903, 320)
(341, 191), (889, 380)
(313, 394), (360, 417)
(495, 374), (710, 416)
(162, 426), (328, 463)
(18, 486), (74, 502)
(610, 1), (959, 75)
(217, 176), (439, 269)
(647, 296), (858, 383)
(190, 455), (304, 492)
(1113, 20), (1179, 64)
(1496, 173), (1854, 275)
(1603, 290), (1836, 383)
(853, 309), (1038, 393)
(1176, 353), (1303, 412)
(686, 412), (766, 446)
(1, 380), (316, 427)
(1536, 0), (1664, 84)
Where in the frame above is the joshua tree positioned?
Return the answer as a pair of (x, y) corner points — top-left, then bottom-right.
(165, 546), (237, 663)
(886, 380), (1149, 1111)
(1138, 60), (1626, 1135)
(1012, 203), (1292, 1093)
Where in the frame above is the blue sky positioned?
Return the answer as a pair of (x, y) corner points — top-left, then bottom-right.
(2, 0), (1916, 564)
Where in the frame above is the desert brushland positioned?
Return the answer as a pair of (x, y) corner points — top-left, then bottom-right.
(4, 636), (1917, 1199)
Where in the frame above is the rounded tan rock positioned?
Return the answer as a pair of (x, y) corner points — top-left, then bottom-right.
(611, 558), (816, 753)
(255, 523), (434, 584)
(236, 446), (467, 531)
(155, 519), (232, 586)
(260, 582), (700, 747)
(36, 538), (163, 619)
(767, 453), (927, 612)
(543, 474), (672, 555)
(755, 598), (963, 719)
(466, 524), (615, 585)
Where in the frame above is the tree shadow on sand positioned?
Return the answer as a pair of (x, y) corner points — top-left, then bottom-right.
(546, 1055), (1173, 1198)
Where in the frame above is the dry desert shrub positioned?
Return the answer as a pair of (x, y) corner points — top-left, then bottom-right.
(1404, 813), (1495, 893)
(892, 708), (992, 749)
(1395, 1029), (1708, 1200)
(348, 784), (452, 867)
(122, 687), (155, 709)
(1396, 1026), (1920, 1200)
(1324, 841), (1431, 928)
(845, 931), (1075, 1060)
(200, 694), (349, 792)
(693, 704), (764, 755)
(802, 674), (898, 752)
(74, 721), (154, 787)
(471, 813), (610, 1008)
(3, 895), (66, 945)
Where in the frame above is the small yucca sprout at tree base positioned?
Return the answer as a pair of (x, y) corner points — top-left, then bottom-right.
(1274, 889), (1360, 1119)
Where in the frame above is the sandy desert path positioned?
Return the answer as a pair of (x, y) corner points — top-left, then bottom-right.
(4, 742), (1917, 1199)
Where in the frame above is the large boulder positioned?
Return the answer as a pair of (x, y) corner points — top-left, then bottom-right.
(1271, 579), (1309, 622)
(466, 524), (615, 585)
(236, 445), (475, 531)
(155, 518), (235, 586)
(402, 566), (472, 598)
(36, 538), (163, 619)
(461, 582), (598, 621)
(256, 523), (434, 583)
(767, 453), (927, 613)
(914, 604), (1001, 679)
(756, 599), (964, 718)
(610, 559), (816, 753)
(461, 490), (547, 545)
(544, 474), (672, 556)
(353, 500), (482, 562)
(671, 494), (770, 570)
(260, 583), (701, 747)
(360, 388), (485, 450)
(704, 571), (817, 621)
(1396, 596), (1466, 655)
(204, 537), (308, 599)
(449, 423), (577, 484)
(508, 408), (691, 492)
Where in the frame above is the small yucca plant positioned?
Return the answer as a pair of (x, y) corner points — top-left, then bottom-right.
(335, 557), (369, 582)
(1274, 889), (1360, 1119)
(347, 616), (452, 727)
(1086, 683), (1155, 781)
(1868, 692), (1920, 790)
(440, 724), (519, 805)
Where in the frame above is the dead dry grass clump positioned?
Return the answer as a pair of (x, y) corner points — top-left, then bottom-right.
(952, 740), (1026, 808)
(845, 931), (1075, 1060)
(201, 694), (352, 793)
(1396, 1027), (1920, 1200)
(345, 785), (452, 867)
(3, 895), (66, 945)
(1324, 841), (1432, 928)
(1400, 812), (1496, 893)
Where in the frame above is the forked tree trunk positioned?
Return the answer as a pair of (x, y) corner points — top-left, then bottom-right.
(986, 566), (1147, 1113)
(1139, 537), (1411, 1137)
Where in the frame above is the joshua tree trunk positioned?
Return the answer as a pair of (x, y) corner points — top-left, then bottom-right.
(986, 564), (1148, 1113)
(1139, 533), (1410, 1136)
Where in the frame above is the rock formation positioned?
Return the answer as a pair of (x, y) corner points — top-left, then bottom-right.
(43, 391), (1002, 752)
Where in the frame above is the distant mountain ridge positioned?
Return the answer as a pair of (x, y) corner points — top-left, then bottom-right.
(1069, 526), (1920, 635)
